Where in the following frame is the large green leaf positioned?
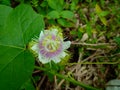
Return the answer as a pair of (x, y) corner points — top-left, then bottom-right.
(20, 79), (35, 90)
(0, 5), (12, 29)
(0, 4), (44, 90)
(0, 0), (11, 6)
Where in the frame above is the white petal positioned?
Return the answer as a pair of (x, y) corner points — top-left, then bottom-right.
(51, 28), (58, 32)
(44, 30), (50, 34)
(51, 29), (58, 35)
(52, 57), (61, 63)
(38, 54), (51, 64)
(31, 44), (39, 53)
(63, 41), (71, 50)
(60, 52), (67, 58)
(39, 31), (44, 40)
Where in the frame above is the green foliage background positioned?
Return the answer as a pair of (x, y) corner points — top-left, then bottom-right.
(0, 0), (120, 90)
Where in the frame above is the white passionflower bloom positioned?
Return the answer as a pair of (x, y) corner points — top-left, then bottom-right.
(31, 28), (71, 64)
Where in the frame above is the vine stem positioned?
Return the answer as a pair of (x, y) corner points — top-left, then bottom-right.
(34, 66), (100, 90)
(71, 42), (116, 46)
(65, 61), (120, 66)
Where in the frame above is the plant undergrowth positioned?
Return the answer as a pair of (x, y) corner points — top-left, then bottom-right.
(0, 0), (120, 90)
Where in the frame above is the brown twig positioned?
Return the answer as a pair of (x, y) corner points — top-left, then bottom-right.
(37, 75), (46, 89)
(71, 42), (116, 46)
(56, 79), (65, 89)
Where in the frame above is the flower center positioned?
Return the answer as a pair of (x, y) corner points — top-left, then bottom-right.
(42, 35), (61, 52)
(46, 41), (60, 52)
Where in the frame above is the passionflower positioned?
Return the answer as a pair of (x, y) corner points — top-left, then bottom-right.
(31, 28), (71, 64)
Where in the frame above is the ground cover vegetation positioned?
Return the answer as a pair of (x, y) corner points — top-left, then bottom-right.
(0, 0), (120, 90)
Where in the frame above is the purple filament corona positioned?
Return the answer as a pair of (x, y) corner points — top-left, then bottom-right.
(38, 34), (63, 58)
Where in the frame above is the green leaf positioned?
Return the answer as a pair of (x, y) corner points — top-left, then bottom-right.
(0, 4), (44, 90)
(48, 19), (57, 25)
(40, 1), (48, 7)
(99, 11), (110, 17)
(60, 10), (74, 19)
(72, 0), (79, 4)
(47, 10), (60, 19)
(20, 79), (35, 90)
(0, 0), (11, 6)
(86, 22), (92, 37)
(47, 0), (64, 11)
(70, 2), (76, 11)
(95, 4), (107, 26)
(0, 5), (12, 29)
(57, 18), (74, 27)
(114, 37), (120, 46)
